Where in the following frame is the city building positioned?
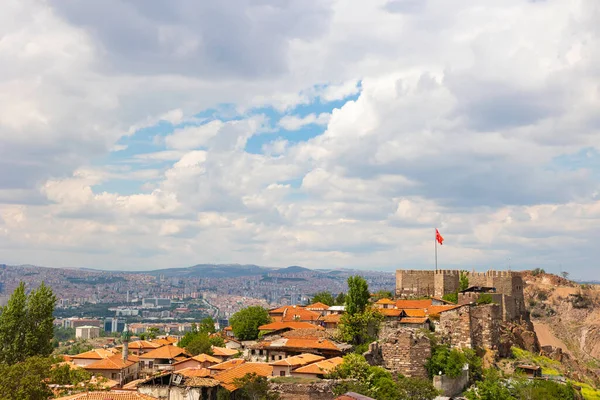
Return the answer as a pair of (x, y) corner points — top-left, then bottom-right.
(75, 325), (100, 340)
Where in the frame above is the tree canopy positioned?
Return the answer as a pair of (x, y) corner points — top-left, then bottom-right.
(346, 275), (370, 315)
(310, 291), (335, 306)
(230, 306), (271, 340)
(0, 282), (56, 365)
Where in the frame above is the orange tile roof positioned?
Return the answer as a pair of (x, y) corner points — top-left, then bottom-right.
(270, 353), (324, 367)
(426, 304), (462, 317)
(84, 353), (139, 371)
(281, 307), (321, 322)
(293, 356), (344, 375)
(284, 338), (340, 351)
(139, 345), (190, 360)
(395, 299), (432, 309)
(208, 358), (246, 371)
(70, 348), (119, 360)
(375, 298), (396, 305)
(377, 308), (402, 317)
(190, 353), (221, 364)
(269, 305), (294, 314)
(215, 363), (273, 391)
(55, 392), (158, 400)
(305, 302), (330, 310)
(211, 346), (238, 357)
(153, 337), (177, 346)
(121, 378), (145, 390)
(126, 340), (162, 350)
(320, 314), (342, 323)
(401, 309), (427, 317)
(176, 367), (212, 377)
(399, 317), (429, 324)
(259, 321), (322, 331)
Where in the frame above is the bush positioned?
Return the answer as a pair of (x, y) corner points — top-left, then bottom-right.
(425, 344), (469, 379)
(442, 292), (458, 304)
(476, 293), (494, 305)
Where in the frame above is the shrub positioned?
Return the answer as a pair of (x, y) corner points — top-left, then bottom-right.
(476, 293), (494, 305)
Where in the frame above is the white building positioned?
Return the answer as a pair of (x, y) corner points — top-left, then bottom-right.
(75, 325), (100, 340)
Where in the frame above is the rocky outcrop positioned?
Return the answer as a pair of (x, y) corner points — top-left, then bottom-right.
(499, 321), (540, 357)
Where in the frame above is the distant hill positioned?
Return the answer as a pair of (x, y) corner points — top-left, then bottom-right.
(144, 264), (271, 278)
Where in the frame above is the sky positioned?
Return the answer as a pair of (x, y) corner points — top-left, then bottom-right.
(0, 0), (599, 278)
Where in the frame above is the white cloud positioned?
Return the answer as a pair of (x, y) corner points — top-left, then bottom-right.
(1, 0), (600, 277)
(279, 113), (331, 131)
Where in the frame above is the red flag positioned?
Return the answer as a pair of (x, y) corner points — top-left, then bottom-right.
(436, 229), (444, 245)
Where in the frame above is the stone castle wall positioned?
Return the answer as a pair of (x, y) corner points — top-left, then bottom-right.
(395, 270), (435, 297)
(438, 304), (502, 350)
(434, 270), (460, 298)
(379, 322), (431, 379)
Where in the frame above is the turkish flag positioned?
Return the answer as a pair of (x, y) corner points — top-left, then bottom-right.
(436, 229), (444, 245)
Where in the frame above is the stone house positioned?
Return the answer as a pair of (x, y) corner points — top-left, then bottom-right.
(270, 353), (324, 377)
(138, 345), (190, 374)
(84, 352), (139, 385)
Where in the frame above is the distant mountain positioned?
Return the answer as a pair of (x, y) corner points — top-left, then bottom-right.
(142, 263), (329, 279)
(274, 266), (314, 274)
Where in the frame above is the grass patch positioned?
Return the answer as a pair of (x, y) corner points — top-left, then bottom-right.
(542, 367), (561, 376)
(270, 376), (321, 384)
(570, 381), (600, 400)
(511, 347), (561, 370)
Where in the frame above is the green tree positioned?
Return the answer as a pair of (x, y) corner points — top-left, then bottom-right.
(464, 369), (514, 400)
(186, 334), (213, 356)
(442, 292), (458, 304)
(477, 293), (493, 305)
(310, 291), (335, 306)
(146, 327), (160, 339)
(459, 271), (469, 291)
(233, 373), (280, 400)
(53, 327), (75, 342)
(335, 292), (347, 305)
(338, 307), (383, 347)
(210, 335), (225, 347)
(0, 356), (53, 400)
(199, 317), (216, 334)
(0, 282), (56, 365)
(396, 376), (439, 400)
(425, 344), (469, 379)
(230, 306), (271, 340)
(346, 276), (370, 315)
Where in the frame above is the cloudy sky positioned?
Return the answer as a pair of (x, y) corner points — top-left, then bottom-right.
(1, 0), (599, 277)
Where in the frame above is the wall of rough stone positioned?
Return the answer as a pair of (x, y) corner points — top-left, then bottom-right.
(470, 304), (501, 349)
(434, 270), (460, 298)
(395, 270), (435, 297)
(438, 305), (473, 349)
(379, 322), (431, 379)
(270, 381), (336, 400)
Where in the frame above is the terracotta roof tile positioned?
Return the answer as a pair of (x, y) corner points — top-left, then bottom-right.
(377, 308), (402, 317)
(319, 314), (342, 323)
(211, 346), (238, 357)
(214, 363), (273, 391)
(305, 302), (330, 310)
(176, 367), (212, 377)
(395, 299), (432, 309)
(54, 391), (158, 400)
(139, 345), (190, 360)
(426, 304), (462, 317)
(70, 348), (119, 360)
(270, 353), (324, 367)
(84, 353), (138, 371)
(374, 298), (396, 305)
(184, 377), (221, 387)
(259, 321), (320, 331)
(208, 358), (246, 371)
(293, 357), (344, 375)
(399, 317), (429, 324)
(126, 340), (162, 350)
(283, 338), (340, 351)
(401, 309), (427, 317)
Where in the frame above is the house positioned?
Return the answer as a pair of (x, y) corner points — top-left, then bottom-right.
(54, 391), (158, 400)
(124, 340), (163, 356)
(138, 372), (220, 400)
(250, 337), (348, 361)
(397, 316), (430, 329)
(319, 313), (342, 330)
(292, 356), (344, 379)
(395, 299), (433, 309)
(258, 321), (324, 338)
(84, 352), (139, 385)
(214, 363), (273, 392)
(176, 367), (212, 378)
(516, 364), (542, 378)
(211, 346), (239, 361)
(374, 298), (396, 309)
(207, 358), (246, 376)
(173, 353), (221, 371)
(138, 345), (190, 373)
(272, 305), (321, 323)
(270, 353), (325, 377)
(305, 302), (331, 315)
(324, 305), (345, 315)
(70, 348), (120, 367)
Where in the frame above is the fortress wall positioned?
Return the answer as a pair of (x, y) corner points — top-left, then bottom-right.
(434, 270), (460, 297)
(395, 270), (435, 298)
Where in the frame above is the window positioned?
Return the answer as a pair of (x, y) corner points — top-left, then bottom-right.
(112, 373), (117, 379)
(280, 371), (285, 377)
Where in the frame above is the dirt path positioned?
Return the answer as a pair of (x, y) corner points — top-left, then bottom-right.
(533, 321), (571, 355)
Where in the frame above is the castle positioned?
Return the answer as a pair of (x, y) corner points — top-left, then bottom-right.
(395, 269), (526, 321)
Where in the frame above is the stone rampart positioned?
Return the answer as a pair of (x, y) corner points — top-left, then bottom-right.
(379, 322), (431, 378)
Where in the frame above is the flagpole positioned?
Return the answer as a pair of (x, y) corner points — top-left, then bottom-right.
(435, 228), (438, 272)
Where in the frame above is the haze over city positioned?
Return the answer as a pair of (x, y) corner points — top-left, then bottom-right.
(1, 0), (599, 280)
